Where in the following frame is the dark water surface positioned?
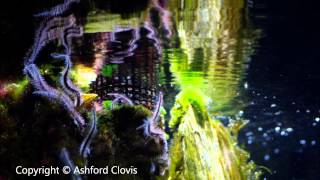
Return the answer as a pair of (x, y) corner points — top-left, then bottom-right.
(242, 0), (320, 179)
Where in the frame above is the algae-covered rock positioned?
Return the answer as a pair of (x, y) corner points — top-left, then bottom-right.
(168, 90), (260, 180)
(90, 105), (168, 180)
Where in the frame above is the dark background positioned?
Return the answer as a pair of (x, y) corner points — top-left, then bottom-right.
(242, 0), (320, 179)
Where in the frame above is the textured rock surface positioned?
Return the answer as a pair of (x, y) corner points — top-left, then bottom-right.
(168, 90), (260, 180)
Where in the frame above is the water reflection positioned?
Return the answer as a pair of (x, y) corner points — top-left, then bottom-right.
(166, 0), (260, 116)
(89, 26), (161, 109)
(163, 0), (262, 179)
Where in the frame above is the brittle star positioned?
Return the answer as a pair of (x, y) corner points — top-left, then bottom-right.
(79, 109), (98, 159)
(34, 0), (80, 18)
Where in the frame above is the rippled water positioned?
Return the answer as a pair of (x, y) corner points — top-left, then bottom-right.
(72, 1), (260, 115)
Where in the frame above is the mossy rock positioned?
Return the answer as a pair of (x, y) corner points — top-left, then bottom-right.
(168, 89), (261, 180)
(90, 105), (166, 180)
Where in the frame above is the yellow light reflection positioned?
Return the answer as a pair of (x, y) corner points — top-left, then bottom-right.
(72, 64), (97, 91)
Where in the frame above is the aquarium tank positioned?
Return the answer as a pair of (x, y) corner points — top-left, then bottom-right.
(1, 0), (320, 179)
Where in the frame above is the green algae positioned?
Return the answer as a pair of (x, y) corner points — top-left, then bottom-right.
(102, 100), (113, 109)
(169, 88), (209, 129)
(1, 78), (29, 100)
(101, 64), (118, 77)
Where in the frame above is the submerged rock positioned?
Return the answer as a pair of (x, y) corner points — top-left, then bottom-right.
(168, 89), (261, 180)
(90, 105), (168, 179)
